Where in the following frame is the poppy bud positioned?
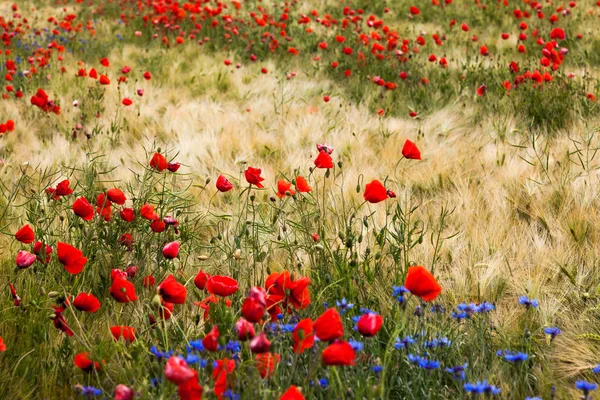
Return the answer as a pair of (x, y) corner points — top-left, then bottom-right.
(314, 244), (324, 251)
(338, 161), (343, 168)
(234, 249), (241, 260)
(249, 332), (271, 354)
(151, 294), (162, 309)
(48, 291), (59, 298)
(197, 255), (209, 260)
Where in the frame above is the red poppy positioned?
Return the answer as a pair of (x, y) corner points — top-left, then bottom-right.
(194, 270), (210, 290)
(255, 352), (280, 378)
(245, 167), (265, 188)
(158, 274), (187, 304)
(165, 356), (195, 385)
(57, 242), (88, 274)
(99, 74), (110, 85)
(0, 337), (5, 353)
(150, 152), (168, 171)
(73, 293), (101, 313)
(314, 308), (344, 342)
(150, 219), (166, 233)
(322, 340), (356, 366)
(314, 151), (334, 169)
(107, 188), (126, 205)
(550, 28), (566, 40)
(52, 305), (74, 336)
(100, 57), (109, 67)
(357, 313), (384, 337)
(276, 180), (295, 198)
(159, 301), (174, 320)
(53, 179), (73, 198)
(293, 318), (315, 354)
(120, 233), (134, 250)
(110, 277), (138, 303)
(216, 175), (234, 192)
(295, 176), (311, 193)
(242, 287), (266, 322)
(120, 208), (135, 222)
(89, 68), (98, 79)
(15, 224), (34, 243)
(140, 203), (158, 220)
(364, 180), (388, 204)
(409, 6), (420, 15)
(213, 358), (235, 398)
(9, 282), (21, 306)
(476, 84), (487, 96)
(72, 197), (94, 220)
(162, 241), (180, 259)
(265, 272), (310, 320)
(404, 266), (442, 301)
(74, 352), (101, 373)
(206, 275), (239, 297)
(281, 386), (305, 400)
(402, 139), (421, 160)
(111, 269), (128, 281)
(177, 370), (202, 400)
(250, 332), (271, 354)
(110, 326), (136, 342)
(95, 193), (112, 221)
(235, 317), (255, 341)
(143, 275), (155, 288)
(202, 325), (220, 352)
(16, 250), (36, 269)
(114, 385), (134, 400)
(122, 98), (133, 106)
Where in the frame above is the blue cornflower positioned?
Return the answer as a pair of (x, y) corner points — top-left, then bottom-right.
(501, 351), (529, 363)
(430, 304), (446, 313)
(418, 358), (440, 370)
(280, 324), (295, 333)
(476, 302), (496, 312)
(457, 303), (478, 316)
(277, 313), (284, 320)
(349, 340), (364, 352)
(225, 341), (241, 353)
(592, 364), (600, 374)
(464, 381), (501, 395)
(149, 346), (173, 359)
(394, 336), (416, 350)
(543, 327), (561, 339)
(336, 298), (354, 314)
(392, 286), (410, 303)
(425, 337), (451, 348)
(452, 311), (468, 321)
(445, 363), (468, 380)
(223, 390), (241, 400)
(318, 377), (329, 388)
(518, 296), (539, 309)
(150, 377), (162, 387)
(200, 359), (208, 368)
(79, 386), (102, 396)
(576, 380), (598, 395)
(188, 340), (204, 352)
(407, 354), (422, 364)
(185, 354), (200, 364)
(371, 365), (384, 373)
(525, 397), (543, 400)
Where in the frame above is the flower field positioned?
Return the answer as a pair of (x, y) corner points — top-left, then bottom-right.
(1, 0), (600, 398)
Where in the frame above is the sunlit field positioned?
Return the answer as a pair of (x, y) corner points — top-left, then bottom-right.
(1, 0), (600, 399)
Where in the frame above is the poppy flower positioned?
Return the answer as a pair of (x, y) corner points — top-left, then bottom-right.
(213, 358), (235, 398)
(476, 84), (487, 96)
(0, 337), (5, 353)
(122, 98), (132, 106)
(216, 175), (234, 192)
(293, 318), (315, 354)
(235, 317), (255, 341)
(158, 274), (187, 304)
(322, 340), (356, 366)
(107, 188), (126, 205)
(364, 180), (388, 204)
(53, 179), (73, 198)
(72, 197), (94, 220)
(111, 269), (128, 281)
(249, 332), (271, 354)
(57, 242), (88, 274)
(150, 152), (168, 171)
(281, 386), (305, 400)
(16, 250), (36, 269)
(202, 325), (220, 351)
(177, 370), (202, 400)
(550, 28), (566, 40)
(150, 219), (166, 233)
(53, 305), (74, 336)
(15, 224), (34, 243)
(9, 283), (21, 306)
(99, 74), (110, 85)
(114, 385), (134, 400)
(162, 241), (180, 259)
(402, 139), (421, 160)
(110, 277), (138, 303)
(100, 57), (109, 67)
(165, 356), (195, 385)
(276, 180), (295, 198)
(410, 6), (420, 15)
(110, 326), (136, 342)
(33, 241), (52, 264)
(143, 275), (155, 288)
(73, 293), (101, 313)
(404, 266), (442, 301)
(314, 151), (334, 169)
(245, 167), (265, 188)
(140, 203), (158, 220)
(314, 308), (344, 342)
(120, 208), (135, 222)
(206, 275), (239, 297)
(255, 352), (280, 378)
(74, 352), (101, 373)
(242, 287), (267, 322)
(167, 162), (180, 172)
(357, 313), (383, 337)
(295, 176), (311, 192)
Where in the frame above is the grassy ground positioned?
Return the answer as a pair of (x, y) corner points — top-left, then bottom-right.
(1, 0), (600, 399)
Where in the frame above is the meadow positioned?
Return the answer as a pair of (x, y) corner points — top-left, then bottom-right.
(1, 0), (600, 398)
